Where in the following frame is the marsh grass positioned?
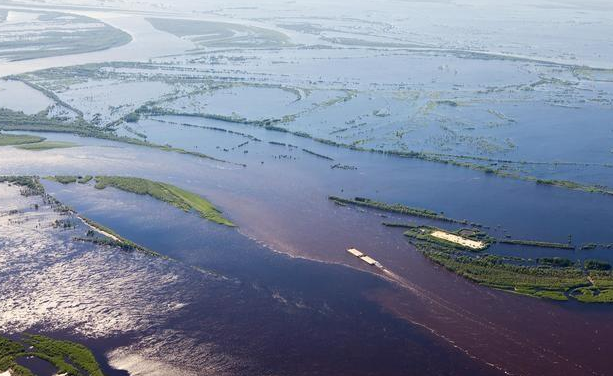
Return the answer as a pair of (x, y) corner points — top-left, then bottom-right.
(0, 133), (45, 146)
(94, 176), (235, 227)
(0, 334), (105, 376)
(16, 141), (78, 151)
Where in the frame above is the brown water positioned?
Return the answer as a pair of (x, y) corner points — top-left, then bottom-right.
(3, 127), (613, 375)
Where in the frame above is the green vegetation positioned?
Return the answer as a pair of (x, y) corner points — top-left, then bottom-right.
(79, 175), (93, 184)
(124, 112), (140, 123)
(0, 334), (105, 376)
(0, 133), (45, 146)
(302, 148), (334, 161)
(382, 222), (416, 228)
(78, 215), (160, 257)
(4, 72), (612, 196)
(571, 287), (613, 303)
(584, 259), (611, 270)
(16, 141), (78, 151)
(44, 175), (235, 226)
(424, 248), (584, 301)
(0, 8), (130, 62)
(499, 239), (574, 249)
(532, 290), (568, 301)
(533, 178), (613, 195)
(0, 108), (242, 166)
(46, 175), (79, 184)
(218, 116), (613, 196)
(45, 175), (93, 185)
(574, 270), (613, 303)
(402, 224), (613, 302)
(1, 88), (610, 196)
(580, 243), (613, 250)
(94, 176), (235, 226)
(0, 176), (44, 196)
(537, 257), (573, 267)
(403, 225), (493, 251)
(329, 196), (475, 225)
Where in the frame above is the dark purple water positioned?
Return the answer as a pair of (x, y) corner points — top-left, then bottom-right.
(42, 183), (502, 375)
(3, 122), (613, 375)
(16, 356), (56, 376)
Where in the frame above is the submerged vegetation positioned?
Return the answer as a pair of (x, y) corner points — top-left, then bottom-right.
(0, 334), (104, 376)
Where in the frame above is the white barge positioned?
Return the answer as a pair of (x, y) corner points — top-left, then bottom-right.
(346, 248), (383, 268)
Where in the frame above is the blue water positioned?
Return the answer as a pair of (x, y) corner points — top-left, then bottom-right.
(43, 182), (502, 376)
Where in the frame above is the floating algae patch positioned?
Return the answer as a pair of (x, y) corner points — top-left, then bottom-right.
(0, 334), (105, 376)
(16, 141), (78, 151)
(0, 133), (45, 146)
(93, 176), (235, 227)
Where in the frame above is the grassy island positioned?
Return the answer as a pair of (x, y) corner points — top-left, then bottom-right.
(46, 175), (94, 184)
(0, 133), (46, 146)
(403, 225), (493, 250)
(0, 176), (45, 196)
(93, 176), (235, 227)
(403, 224), (613, 302)
(46, 175), (79, 184)
(329, 196), (476, 225)
(77, 215), (160, 256)
(44, 175), (235, 226)
(16, 141), (78, 151)
(0, 334), (105, 376)
(498, 239), (574, 249)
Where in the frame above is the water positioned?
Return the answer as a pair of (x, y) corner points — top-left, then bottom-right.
(0, 80), (53, 114)
(1, 2), (613, 374)
(15, 356), (56, 376)
(0, 182), (500, 376)
(1, 128), (607, 375)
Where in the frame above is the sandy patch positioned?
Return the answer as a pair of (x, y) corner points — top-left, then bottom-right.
(430, 231), (485, 250)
